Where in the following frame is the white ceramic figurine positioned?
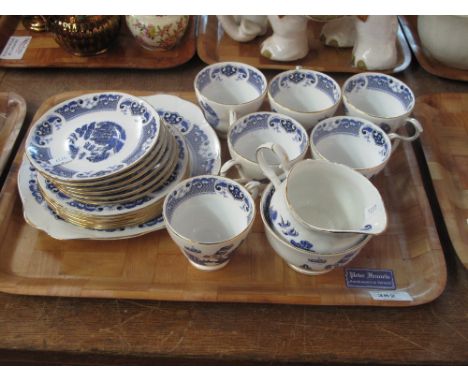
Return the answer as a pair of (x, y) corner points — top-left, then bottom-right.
(217, 15), (399, 70)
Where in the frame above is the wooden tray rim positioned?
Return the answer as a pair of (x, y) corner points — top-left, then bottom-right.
(415, 92), (468, 269)
(0, 92), (26, 189)
(399, 16), (468, 82)
(197, 15), (412, 74)
(0, 16), (198, 70)
(0, 90), (447, 307)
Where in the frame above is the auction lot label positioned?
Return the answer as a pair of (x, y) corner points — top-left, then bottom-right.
(345, 268), (396, 290)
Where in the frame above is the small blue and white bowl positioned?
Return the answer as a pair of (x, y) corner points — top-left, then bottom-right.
(260, 182), (373, 276)
(342, 72), (423, 139)
(310, 116), (418, 178)
(163, 175), (256, 271)
(268, 68), (341, 131)
(221, 112), (309, 181)
(194, 61), (267, 138)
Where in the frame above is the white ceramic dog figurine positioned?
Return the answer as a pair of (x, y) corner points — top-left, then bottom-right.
(321, 15), (398, 70)
(260, 16), (310, 61)
(217, 15), (268, 42)
(217, 15), (399, 70)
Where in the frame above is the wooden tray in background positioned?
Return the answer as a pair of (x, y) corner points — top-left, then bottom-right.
(0, 90), (446, 306)
(0, 92), (26, 190)
(0, 16), (197, 69)
(399, 16), (468, 82)
(414, 93), (468, 269)
(197, 16), (412, 73)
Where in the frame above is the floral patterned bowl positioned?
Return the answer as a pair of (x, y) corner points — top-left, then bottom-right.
(126, 15), (189, 50)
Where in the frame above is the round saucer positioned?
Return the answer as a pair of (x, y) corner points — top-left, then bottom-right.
(18, 93), (221, 240)
(26, 92), (162, 183)
(54, 130), (177, 198)
(37, 130), (189, 224)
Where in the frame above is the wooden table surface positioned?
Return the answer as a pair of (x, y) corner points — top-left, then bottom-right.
(0, 56), (467, 365)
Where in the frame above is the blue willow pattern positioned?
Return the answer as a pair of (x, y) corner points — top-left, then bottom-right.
(54, 93), (122, 121)
(230, 113), (307, 151)
(196, 63), (265, 94)
(157, 109), (217, 175)
(313, 118), (389, 159)
(28, 165), (162, 230)
(270, 70), (339, 103)
(28, 93), (160, 180)
(345, 74), (413, 110)
(43, 134), (186, 214)
(165, 177), (252, 223)
(68, 121), (126, 163)
(183, 244), (235, 266)
(199, 100), (220, 129)
(268, 204), (315, 252)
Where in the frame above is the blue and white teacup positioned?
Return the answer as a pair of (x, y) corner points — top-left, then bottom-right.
(220, 112), (309, 182)
(163, 175), (256, 271)
(310, 116), (421, 178)
(342, 72), (423, 140)
(268, 67), (341, 131)
(194, 61), (267, 138)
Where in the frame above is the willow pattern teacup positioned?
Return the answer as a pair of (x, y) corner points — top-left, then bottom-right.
(257, 143), (387, 252)
(220, 112), (309, 182)
(163, 175), (256, 271)
(342, 72), (423, 138)
(268, 68), (341, 131)
(310, 116), (422, 178)
(194, 62), (267, 138)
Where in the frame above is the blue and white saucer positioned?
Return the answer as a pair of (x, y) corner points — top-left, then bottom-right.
(37, 129), (188, 219)
(143, 94), (221, 176)
(26, 92), (162, 182)
(18, 94), (221, 240)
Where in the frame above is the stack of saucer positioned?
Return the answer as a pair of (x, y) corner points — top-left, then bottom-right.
(25, 92), (190, 230)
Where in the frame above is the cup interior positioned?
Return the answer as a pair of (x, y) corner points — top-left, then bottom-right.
(343, 73), (415, 118)
(286, 160), (385, 232)
(269, 70), (341, 113)
(262, 183), (370, 255)
(230, 113), (308, 164)
(165, 177), (254, 243)
(312, 117), (390, 169)
(195, 63), (266, 105)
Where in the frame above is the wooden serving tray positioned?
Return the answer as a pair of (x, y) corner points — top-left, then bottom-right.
(0, 90), (446, 306)
(0, 16), (197, 69)
(414, 93), (468, 269)
(0, 92), (26, 190)
(399, 16), (468, 82)
(197, 16), (412, 73)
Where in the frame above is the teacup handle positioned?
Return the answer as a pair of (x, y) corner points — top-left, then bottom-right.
(388, 118), (423, 143)
(220, 159), (251, 184)
(256, 142), (291, 190)
(229, 110), (238, 127)
(244, 180), (261, 200)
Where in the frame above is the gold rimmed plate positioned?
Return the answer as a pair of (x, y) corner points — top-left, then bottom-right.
(36, 120), (171, 188)
(26, 92), (164, 184)
(35, 131), (190, 229)
(55, 141), (178, 205)
(55, 129), (177, 196)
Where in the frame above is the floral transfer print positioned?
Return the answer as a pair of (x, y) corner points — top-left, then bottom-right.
(129, 16), (189, 50)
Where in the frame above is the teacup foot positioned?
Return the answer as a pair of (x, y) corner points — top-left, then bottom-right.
(287, 263), (331, 276)
(187, 259), (230, 272)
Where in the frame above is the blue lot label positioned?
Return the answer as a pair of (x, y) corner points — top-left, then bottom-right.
(345, 268), (396, 290)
